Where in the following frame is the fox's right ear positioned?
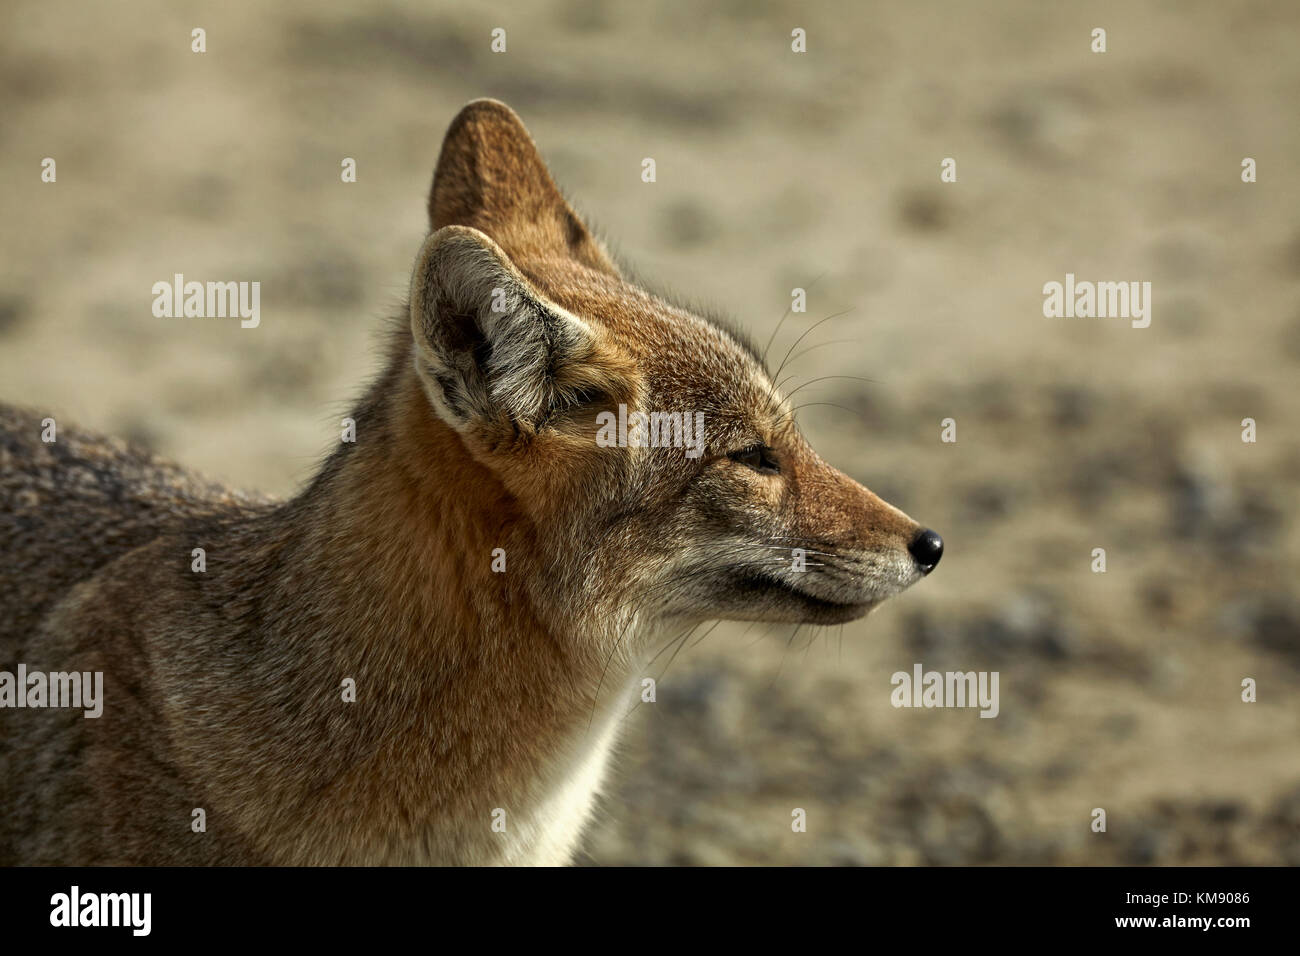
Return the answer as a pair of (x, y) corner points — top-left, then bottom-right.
(428, 99), (618, 279)
(410, 226), (632, 438)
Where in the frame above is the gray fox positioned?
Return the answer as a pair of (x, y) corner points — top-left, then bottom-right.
(0, 99), (941, 865)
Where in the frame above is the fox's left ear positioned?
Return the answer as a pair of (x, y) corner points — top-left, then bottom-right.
(428, 99), (619, 278)
(410, 225), (632, 436)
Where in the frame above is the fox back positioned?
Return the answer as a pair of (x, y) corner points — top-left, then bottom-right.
(0, 100), (941, 865)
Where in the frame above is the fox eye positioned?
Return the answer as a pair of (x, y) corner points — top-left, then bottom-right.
(727, 444), (780, 475)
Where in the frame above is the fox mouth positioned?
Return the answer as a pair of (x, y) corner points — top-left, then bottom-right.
(727, 568), (876, 624)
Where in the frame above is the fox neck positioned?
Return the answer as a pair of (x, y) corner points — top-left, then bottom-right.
(257, 342), (642, 861)
(298, 345), (605, 656)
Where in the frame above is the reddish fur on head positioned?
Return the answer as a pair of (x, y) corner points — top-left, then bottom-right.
(411, 99), (937, 632)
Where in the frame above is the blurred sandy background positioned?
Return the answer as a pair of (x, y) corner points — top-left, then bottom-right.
(2, 0), (1298, 864)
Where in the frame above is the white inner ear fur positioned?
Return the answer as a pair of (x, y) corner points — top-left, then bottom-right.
(409, 226), (596, 427)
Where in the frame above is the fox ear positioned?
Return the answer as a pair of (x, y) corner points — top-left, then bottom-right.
(410, 226), (626, 434)
(428, 99), (618, 277)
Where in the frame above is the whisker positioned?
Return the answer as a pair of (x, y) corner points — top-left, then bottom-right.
(760, 271), (827, 366)
(785, 337), (864, 368)
(779, 373), (880, 404)
(774, 401), (873, 432)
(688, 619), (723, 649)
(768, 625), (804, 690)
(768, 309), (855, 406)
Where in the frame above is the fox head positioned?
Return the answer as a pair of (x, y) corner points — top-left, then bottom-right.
(406, 100), (941, 639)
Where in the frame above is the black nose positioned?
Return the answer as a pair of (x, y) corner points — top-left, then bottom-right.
(908, 529), (943, 573)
